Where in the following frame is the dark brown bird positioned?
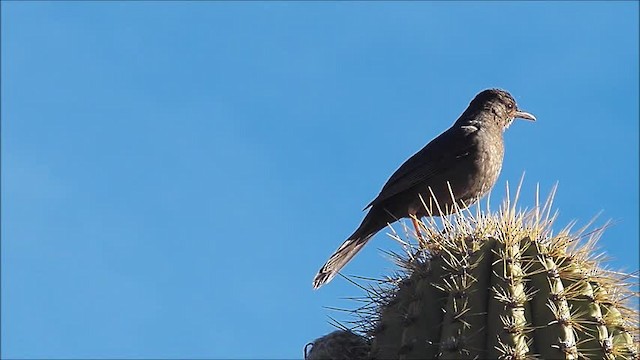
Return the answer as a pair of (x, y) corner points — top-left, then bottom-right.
(313, 89), (535, 289)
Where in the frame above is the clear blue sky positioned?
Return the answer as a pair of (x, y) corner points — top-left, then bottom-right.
(2, 2), (638, 359)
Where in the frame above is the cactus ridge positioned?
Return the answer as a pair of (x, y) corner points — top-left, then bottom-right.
(308, 183), (639, 360)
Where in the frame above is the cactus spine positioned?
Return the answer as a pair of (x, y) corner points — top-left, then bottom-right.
(307, 185), (639, 360)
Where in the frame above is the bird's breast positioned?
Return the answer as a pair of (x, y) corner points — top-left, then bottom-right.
(473, 129), (505, 195)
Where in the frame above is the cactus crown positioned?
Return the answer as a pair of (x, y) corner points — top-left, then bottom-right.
(307, 182), (639, 360)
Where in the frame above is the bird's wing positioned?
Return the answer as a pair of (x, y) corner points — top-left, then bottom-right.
(365, 125), (478, 209)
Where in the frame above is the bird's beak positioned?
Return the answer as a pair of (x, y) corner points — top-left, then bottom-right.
(514, 110), (536, 121)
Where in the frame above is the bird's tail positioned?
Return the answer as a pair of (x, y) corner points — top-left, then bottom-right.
(312, 234), (374, 289)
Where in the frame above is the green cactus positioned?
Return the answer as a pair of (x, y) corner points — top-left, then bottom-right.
(307, 185), (639, 360)
(305, 330), (371, 360)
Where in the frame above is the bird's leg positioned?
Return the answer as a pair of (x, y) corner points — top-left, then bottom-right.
(410, 215), (425, 243)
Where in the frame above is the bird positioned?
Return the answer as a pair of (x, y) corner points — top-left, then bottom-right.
(313, 89), (536, 289)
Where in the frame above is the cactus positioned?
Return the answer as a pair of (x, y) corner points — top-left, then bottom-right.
(305, 330), (371, 360)
(307, 184), (639, 360)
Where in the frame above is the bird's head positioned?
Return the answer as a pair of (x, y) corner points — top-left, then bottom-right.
(468, 89), (536, 129)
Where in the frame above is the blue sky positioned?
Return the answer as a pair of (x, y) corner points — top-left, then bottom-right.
(1, 2), (638, 359)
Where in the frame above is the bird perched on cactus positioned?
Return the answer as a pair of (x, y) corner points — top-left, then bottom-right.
(313, 89), (536, 289)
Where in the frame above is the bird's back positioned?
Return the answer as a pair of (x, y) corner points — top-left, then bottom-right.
(365, 122), (504, 220)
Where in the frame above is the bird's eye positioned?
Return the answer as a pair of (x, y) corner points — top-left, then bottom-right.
(507, 103), (514, 109)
